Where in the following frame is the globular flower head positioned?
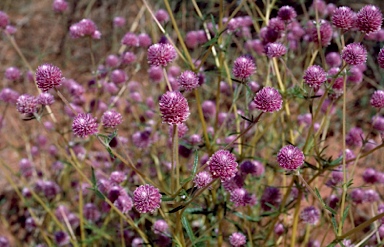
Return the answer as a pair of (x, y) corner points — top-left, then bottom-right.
(16, 94), (38, 114)
(5, 66), (21, 81)
(345, 127), (364, 147)
(372, 115), (384, 132)
(230, 188), (256, 207)
(311, 20), (333, 47)
(72, 113), (98, 138)
(356, 5), (382, 34)
(159, 91), (190, 125)
(110, 69), (127, 84)
(260, 186), (281, 211)
(121, 32), (139, 47)
(113, 16), (126, 28)
(193, 171), (213, 189)
(0, 11), (9, 29)
(268, 17), (285, 32)
(331, 6), (355, 30)
(133, 184), (162, 213)
(54, 231), (70, 246)
(240, 160), (264, 176)
(83, 203), (101, 222)
(0, 88), (19, 104)
(138, 33), (152, 48)
(35, 64), (64, 92)
(208, 149), (238, 181)
(378, 47), (384, 69)
(232, 55), (256, 80)
(278, 6), (297, 22)
(371, 90), (384, 108)
(101, 110), (122, 128)
(326, 52), (342, 67)
(277, 145), (305, 170)
(53, 0), (68, 13)
(114, 194), (133, 214)
(153, 219), (169, 235)
(121, 51), (137, 65)
(147, 43), (177, 67)
(265, 42), (287, 58)
(37, 93), (55, 105)
(177, 70), (200, 91)
(303, 65), (327, 88)
(363, 168), (378, 184)
(341, 43), (367, 65)
(364, 189), (379, 202)
(300, 206), (320, 225)
(229, 232), (246, 247)
(155, 9), (169, 23)
(69, 19), (99, 39)
(253, 87), (282, 113)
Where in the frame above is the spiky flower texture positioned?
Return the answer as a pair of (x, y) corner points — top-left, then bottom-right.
(35, 64), (63, 92)
(277, 145), (305, 170)
(72, 113), (98, 138)
(253, 87), (282, 113)
(133, 184), (161, 213)
(208, 149), (238, 181)
(159, 91), (190, 125)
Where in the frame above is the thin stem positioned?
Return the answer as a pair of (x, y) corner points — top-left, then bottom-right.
(163, 67), (173, 91)
(290, 186), (302, 247)
(194, 88), (211, 153)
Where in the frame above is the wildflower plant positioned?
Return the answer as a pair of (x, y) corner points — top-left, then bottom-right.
(2, 1), (384, 246)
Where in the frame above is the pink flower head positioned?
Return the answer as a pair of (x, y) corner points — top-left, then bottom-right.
(35, 64), (64, 92)
(356, 5), (382, 34)
(5, 66), (21, 81)
(230, 188), (256, 207)
(185, 31), (199, 49)
(121, 32), (139, 47)
(133, 184), (161, 213)
(325, 52), (342, 67)
(341, 43), (367, 65)
(331, 6), (355, 30)
(177, 70), (199, 91)
(16, 94), (38, 114)
(0, 11), (9, 29)
(207, 149), (238, 181)
(37, 93), (55, 105)
(300, 206), (320, 225)
(138, 33), (152, 48)
(113, 16), (126, 28)
(232, 55), (256, 80)
(229, 232), (246, 247)
(193, 171), (213, 189)
(260, 186), (281, 211)
(114, 194), (133, 214)
(278, 6), (297, 22)
(277, 145), (305, 170)
(148, 66), (163, 83)
(159, 91), (190, 125)
(72, 113), (98, 138)
(69, 19), (99, 39)
(240, 160), (265, 176)
(53, 0), (68, 13)
(303, 65), (327, 88)
(106, 54), (119, 67)
(253, 87), (283, 113)
(147, 43), (177, 67)
(153, 219), (169, 235)
(265, 42), (287, 58)
(110, 69), (127, 84)
(346, 127), (364, 147)
(155, 9), (169, 23)
(121, 51), (137, 65)
(311, 20), (333, 47)
(101, 110), (122, 128)
(0, 88), (19, 104)
(371, 90), (384, 108)
(378, 47), (384, 68)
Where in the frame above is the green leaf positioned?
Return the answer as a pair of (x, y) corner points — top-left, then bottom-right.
(182, 214), (196, 243)
(331, 214), (338, 234)
(192, 150), (199, 175)
(168, 205), (185, 214)
(91, 166), (97, 186)
(341, 205), (350, 226)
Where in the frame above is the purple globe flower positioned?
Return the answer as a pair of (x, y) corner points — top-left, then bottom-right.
(113, 16), (126, 28)
(341, 43), (367, 65)
(35, 64), (64, 92)
(277, 145), (305, 170)
(37, 93), (55, 105)
(325, 52), (342, 67)
(138, 33), (152, 48)
(5, 67), (21, 81)
(230, 188), (256, 207)
(133, 184), (162, 213)
(303, 65), (327, 88)
(121, 32), (139, 47)
(356, 5), (383, 34)
(159, 91), (190, 125)
(177, 70), (199, 91)
(69, 19), (99, 39)
(193, 171), (213, 189)
(265, 42), (287, 58)
(0, 11), (9, 29)
(155, 9), (169, 23)
(378, 47), (384, 69)
(153, 219), (169, 235)
(278, 6), (297, 22)
(101, 110), (122, 128)
(229, 232), (246, 247)
(0, 88), (19, 104)
(253, 87), (282, 113)
(16, 94), (38, 114)
(147, 43), (177, 67)
(311, 20), (333, 47)
(331, 6), (355, 30)
(208, 149), (238, 181)
(371, 90), (384, 108)
(53, 0), (68, 13)
(72, 113), (98, 138)
(261, 187), (281, 211)
(114, 194), (133, 214)
(300, 206), (320, 225)
(232, 55), (256, 80)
